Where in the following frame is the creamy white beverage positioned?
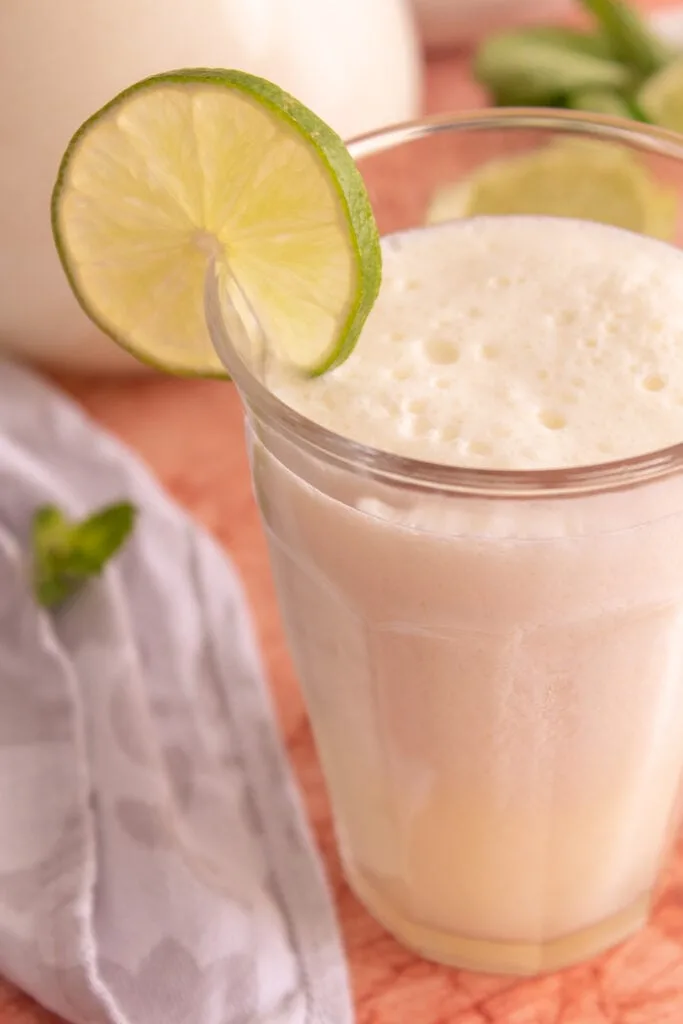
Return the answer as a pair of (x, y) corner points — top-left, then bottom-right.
(272, 216), (683, 468)
(251, 216), (683, 973)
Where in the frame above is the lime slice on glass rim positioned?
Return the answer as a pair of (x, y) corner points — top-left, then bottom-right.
(427, 137), (678, 242)
(51, 68), (382, 378)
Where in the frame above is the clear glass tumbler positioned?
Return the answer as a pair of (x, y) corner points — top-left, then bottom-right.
(206, 110), (683, 975)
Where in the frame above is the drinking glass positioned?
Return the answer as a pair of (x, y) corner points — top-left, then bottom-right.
(206, 110), (683, 975)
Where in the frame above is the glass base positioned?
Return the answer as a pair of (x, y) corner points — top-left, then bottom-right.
(348, 868), (649, 976)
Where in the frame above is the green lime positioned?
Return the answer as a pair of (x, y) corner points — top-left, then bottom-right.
(639, 57), (683, 134)
(52, 69), (382, 377)
(426, 138), (677, 242)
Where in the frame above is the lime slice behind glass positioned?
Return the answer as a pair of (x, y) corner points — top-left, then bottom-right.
(427, 138), (678, 242)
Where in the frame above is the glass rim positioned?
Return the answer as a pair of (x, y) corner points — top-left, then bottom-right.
(206, 108), (683, 500)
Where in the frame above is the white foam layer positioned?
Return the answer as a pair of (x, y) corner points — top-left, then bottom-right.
(270, 216), (683, 470)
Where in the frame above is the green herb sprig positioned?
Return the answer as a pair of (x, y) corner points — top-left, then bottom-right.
(32, 502), (137, 609)
(475, 0), (675, 121)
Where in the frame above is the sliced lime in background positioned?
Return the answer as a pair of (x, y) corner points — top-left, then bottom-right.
(52, 69), (382, 377)
(427, 139), (678, 242)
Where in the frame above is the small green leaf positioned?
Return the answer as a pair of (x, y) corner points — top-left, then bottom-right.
(506, 26), (616, 61)
(474, 32), (635, 107)
(567, 87), (636, 119)
(32, 501), (137, 609)
(579, 0), (671, 76)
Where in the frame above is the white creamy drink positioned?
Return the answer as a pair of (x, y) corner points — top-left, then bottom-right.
(251, 216), (683, 973)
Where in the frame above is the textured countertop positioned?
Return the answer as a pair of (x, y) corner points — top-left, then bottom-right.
(5, 2), (683, 1021)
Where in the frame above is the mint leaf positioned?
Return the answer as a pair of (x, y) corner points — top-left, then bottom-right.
(579, 0), (671, 76)
(567, 87), (636, 119)
(32, 501), (137, 609)
(474, 32), (634, 108)
(501, 26), (616, 61)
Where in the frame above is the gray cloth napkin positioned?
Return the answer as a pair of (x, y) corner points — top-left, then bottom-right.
(0, 360), (353, 1024)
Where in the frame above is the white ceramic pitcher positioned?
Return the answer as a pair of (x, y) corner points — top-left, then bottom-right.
(0, 0), (421, 373)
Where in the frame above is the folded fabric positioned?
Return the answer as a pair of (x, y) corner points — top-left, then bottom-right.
(0, 360), (352, 1024)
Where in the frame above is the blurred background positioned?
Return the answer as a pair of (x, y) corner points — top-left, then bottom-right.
(1, 0), (679, 376)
